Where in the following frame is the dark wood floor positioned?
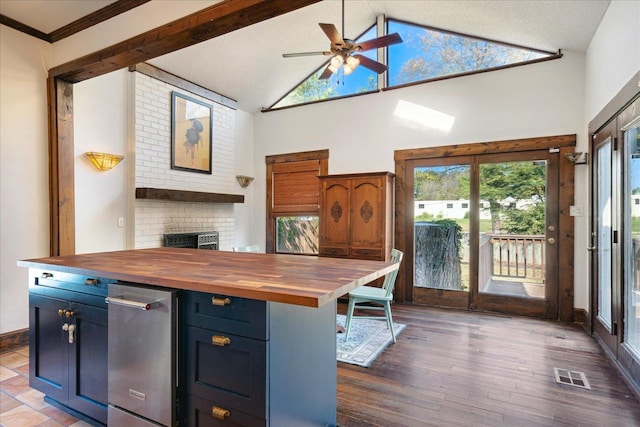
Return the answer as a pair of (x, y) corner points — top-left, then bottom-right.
(336, 303), (640, 427)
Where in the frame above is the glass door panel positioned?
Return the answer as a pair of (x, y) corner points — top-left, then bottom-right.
(478, 160), (547, 300)
(596, 140), (613, 328)
(473, 150), (557, 318)
(412, 163), (471, 307)
(624, 119), (640, 357)
(591, 121), (618, 352)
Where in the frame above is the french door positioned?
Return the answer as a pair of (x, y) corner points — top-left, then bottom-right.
(407, 147), (560, 318)
(592, 97), (640, 374)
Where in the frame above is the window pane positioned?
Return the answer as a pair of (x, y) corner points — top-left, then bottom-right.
(270, 27), (378, 109)
(276, 216), (319, 254)
(414, 165), (470, 291)
(625, 121), (640, 357)
(388, 19), (552, 87)
(478, 160), (547, 299)
(597, 141), (613, 327)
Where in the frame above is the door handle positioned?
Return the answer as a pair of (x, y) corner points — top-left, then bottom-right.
(212, 335), (231, 347)
(62, 323), (75, 343)
(212, 406), (230, 420)
(587, 246), (597, 251)
(105, 296), (152, 310)
(211, 296), (231, 306)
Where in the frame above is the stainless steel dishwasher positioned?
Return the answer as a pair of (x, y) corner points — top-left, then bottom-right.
(106, 283), (178, 426)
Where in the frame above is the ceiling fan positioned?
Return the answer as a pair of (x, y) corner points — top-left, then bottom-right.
(282, 0), (402, 79)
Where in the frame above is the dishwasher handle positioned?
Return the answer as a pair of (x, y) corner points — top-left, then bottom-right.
(105, 296), (153, 311)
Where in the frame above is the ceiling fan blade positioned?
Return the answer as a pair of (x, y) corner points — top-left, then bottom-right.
(355, 33), (403, 52)
(353, 55), (388, 74)
(318, 65), (334, 80)
(282, 51), (332, 58)
(319, 23), (346, 47)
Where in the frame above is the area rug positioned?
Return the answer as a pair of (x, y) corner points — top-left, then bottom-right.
(336, 314), (406, 368)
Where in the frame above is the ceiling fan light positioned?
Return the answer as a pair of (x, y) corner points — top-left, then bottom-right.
(343, 56), (360, 75)
(328, 55), (344, 73)
(346, 56), (360, 67)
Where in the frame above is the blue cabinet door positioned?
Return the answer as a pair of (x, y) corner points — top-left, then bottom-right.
(29, 293), (69, 404)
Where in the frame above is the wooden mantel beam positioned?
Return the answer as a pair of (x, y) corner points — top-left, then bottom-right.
(49, 0), (322, 82)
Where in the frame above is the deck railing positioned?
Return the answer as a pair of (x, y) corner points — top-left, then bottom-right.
(485, 234), (546, 280)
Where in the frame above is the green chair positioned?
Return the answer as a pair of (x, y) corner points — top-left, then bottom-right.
(344, 249), (404, 343)
(233, 244), (260, 253)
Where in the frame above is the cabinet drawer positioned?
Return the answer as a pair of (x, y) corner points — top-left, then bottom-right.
(187, 394), (265, 427)
(318, 246), (348, 257)
(32, 270), (111, 299)
(350, 247), (384, 260)
(185, 326), (267, 418)
(183, 291), (267, 340)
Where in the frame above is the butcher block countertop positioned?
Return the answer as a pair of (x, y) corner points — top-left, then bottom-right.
(19, 248), (398, 307)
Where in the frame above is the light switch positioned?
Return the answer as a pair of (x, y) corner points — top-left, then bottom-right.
(569, 206), (583, 217)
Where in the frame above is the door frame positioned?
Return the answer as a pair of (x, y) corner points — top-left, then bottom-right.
(590, 121), (619, 351)
(589, 95), (640, 389)
(472, 149), (559, 318)
(587, 70), (640, 398)
(394, 134), (576, 321)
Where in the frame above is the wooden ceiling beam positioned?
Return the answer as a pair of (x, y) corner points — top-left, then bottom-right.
(49, 0), (152, 43)
(48, 0), (322, 83)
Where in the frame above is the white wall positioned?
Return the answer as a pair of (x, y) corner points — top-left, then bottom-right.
(585, 1), (640, 122)
(74, 70), (129, 254)
(233, 110), (257, 248)
(254, 51), (588, 306)
(0, 27), (51, 333)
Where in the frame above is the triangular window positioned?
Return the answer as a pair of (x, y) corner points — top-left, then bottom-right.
(269, 25), (379, 110)
(265, 19), (558, 111)
(387, 19), (556, 87)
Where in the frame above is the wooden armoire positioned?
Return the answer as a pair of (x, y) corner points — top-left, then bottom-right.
(318, 172), (394, 262)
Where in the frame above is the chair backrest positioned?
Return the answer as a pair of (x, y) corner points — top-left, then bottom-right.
(382, 249), (403, 298)
(233, 244), (260, 253)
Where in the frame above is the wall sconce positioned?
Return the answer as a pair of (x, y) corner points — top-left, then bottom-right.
(85, 152), (124, 171)
(236, 175), (254, 188)
(565, 152), (588, 165)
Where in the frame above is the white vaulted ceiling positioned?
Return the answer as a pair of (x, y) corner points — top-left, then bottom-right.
(0, 0), (610, 113)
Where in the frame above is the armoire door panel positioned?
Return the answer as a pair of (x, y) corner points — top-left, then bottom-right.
(351, 178), (384, 248)
(320, 181), (350, 246)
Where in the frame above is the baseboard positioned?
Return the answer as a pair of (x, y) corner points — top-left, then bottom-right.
(0, 328), (29, 353)
(573, 308), (589, 332)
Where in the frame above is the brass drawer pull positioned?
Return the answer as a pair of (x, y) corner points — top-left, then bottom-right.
(41, 272), (53, 278)
(85, 278), (98, 285)
(211, 296), (231, 306)
(212, 335), (231, 346)
(211, 406), (230, 420)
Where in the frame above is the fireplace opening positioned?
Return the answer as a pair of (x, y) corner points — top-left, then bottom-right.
(164, 231), (218, 250)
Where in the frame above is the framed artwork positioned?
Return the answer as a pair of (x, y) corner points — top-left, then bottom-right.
(171, 91), (213, 174)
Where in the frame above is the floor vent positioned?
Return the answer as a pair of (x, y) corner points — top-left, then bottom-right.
(553, 367), (591, 389)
